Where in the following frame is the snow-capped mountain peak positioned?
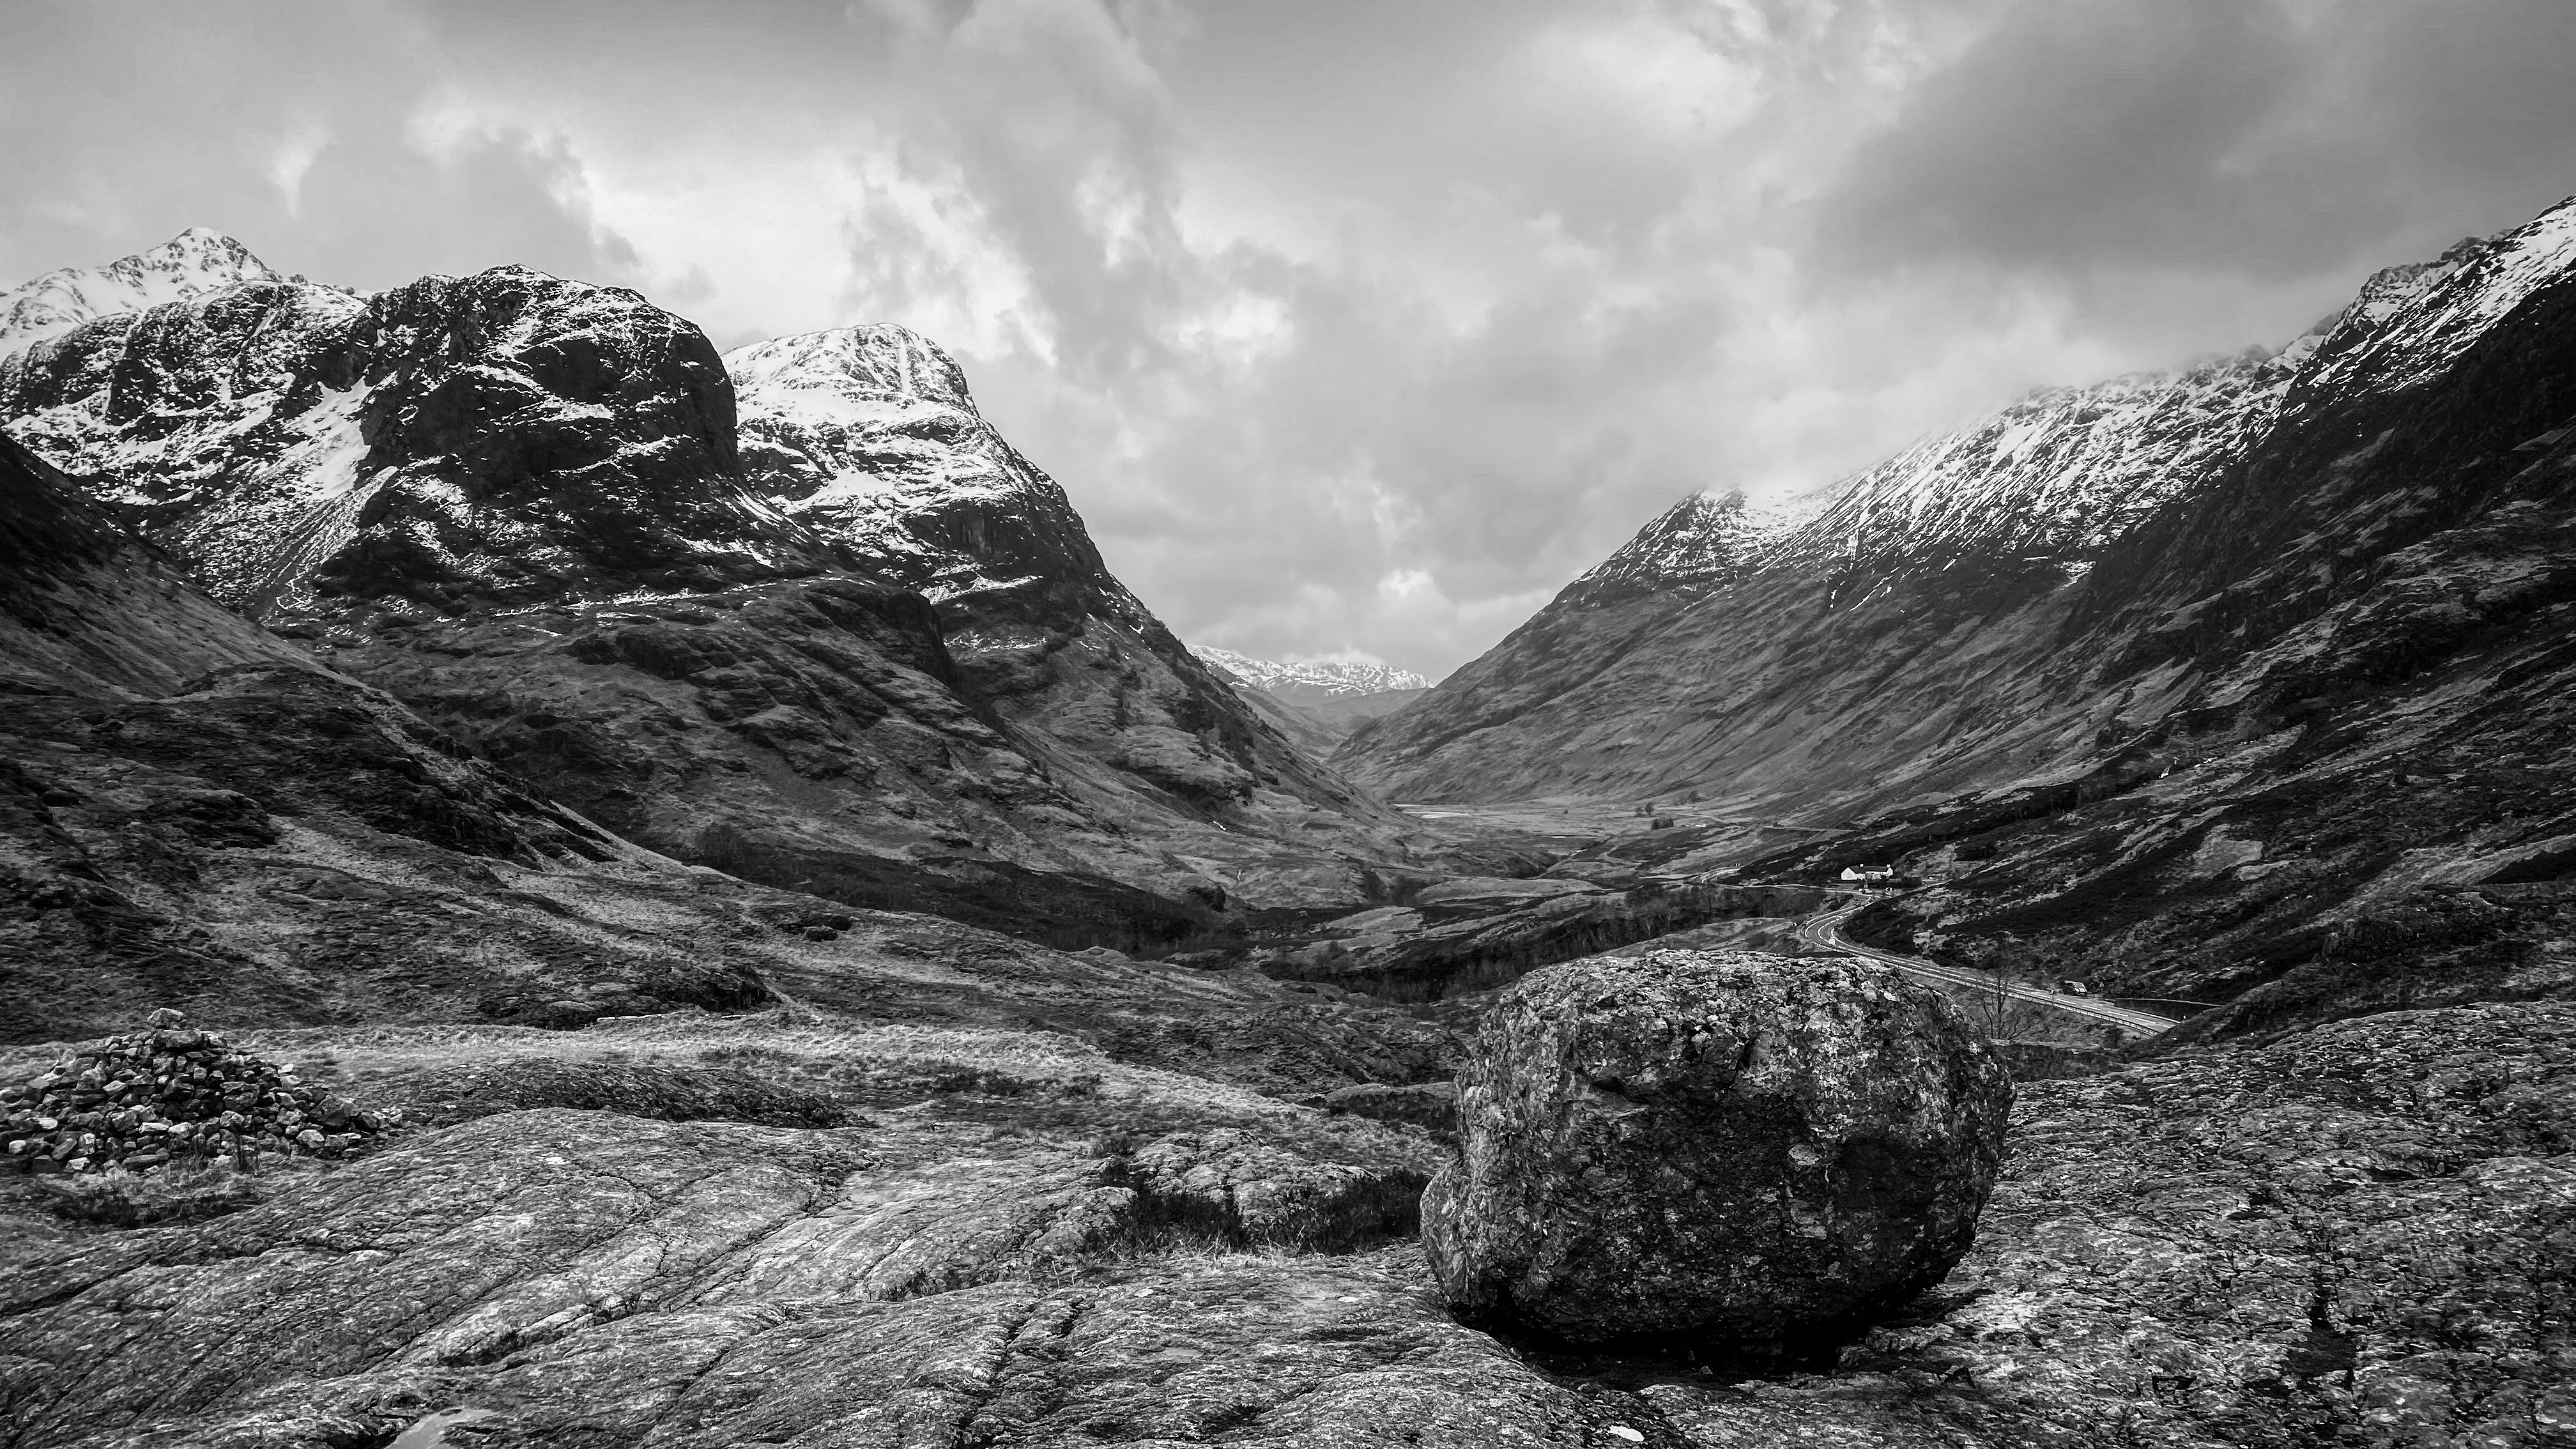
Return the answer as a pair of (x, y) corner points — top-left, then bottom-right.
(725, 323), (1149, 620)
(1193, 647), (1430, 696)
(726, 325), (1022, 517)
(0, 228), (283, 358)
(1556, 488), (1804, 610)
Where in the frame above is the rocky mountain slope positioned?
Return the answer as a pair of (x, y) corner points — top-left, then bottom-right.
(1333, 341), (2327, 809)
(0, 234), (1471, 947)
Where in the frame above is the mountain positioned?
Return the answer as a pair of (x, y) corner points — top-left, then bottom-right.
(0, 227), (286, 359)
(1192, 648), (1430, 698)
(1331, 336), (2347, 808)
(719, 325), (1414, 862)
(0, 234), (1468, 948)
(1193, 647), (1433, 748)
(1340, 216), (2560, 808)
(728, 323), (1107, 602)
(1548, 487), (1802, 610)
(1339, 197), (2576, 1039)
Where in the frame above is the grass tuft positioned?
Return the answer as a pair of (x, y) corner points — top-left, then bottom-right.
(20, 1161), (291, 1227)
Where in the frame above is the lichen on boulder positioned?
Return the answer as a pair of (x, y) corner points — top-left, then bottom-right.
(1422, 949), (2012, 1348)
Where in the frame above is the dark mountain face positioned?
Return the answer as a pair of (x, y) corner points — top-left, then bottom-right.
(0, 267), (818, 617)
(0, 432), (706, 1039)
(0, 248), (1454, 946)
(1339, 199), (2576, 1040)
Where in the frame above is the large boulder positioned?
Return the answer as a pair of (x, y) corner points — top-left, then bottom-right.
(1422, 949), (2012, 1347)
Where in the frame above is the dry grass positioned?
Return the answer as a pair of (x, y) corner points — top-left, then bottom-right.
(1930, 982), (2134, 1048)
(8, 1158), (323, 1228)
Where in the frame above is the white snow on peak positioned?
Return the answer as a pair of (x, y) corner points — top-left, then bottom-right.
(729, 323), (977, 411)
(1192, 647), (1431, 696)
(724, 322), (1130, 612)
(0, 249), (378, 615)
(0, 229), (284, 358)
(726, 323), (1022, 522)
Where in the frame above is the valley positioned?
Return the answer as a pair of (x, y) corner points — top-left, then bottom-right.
(3, 194), (2572, 1448)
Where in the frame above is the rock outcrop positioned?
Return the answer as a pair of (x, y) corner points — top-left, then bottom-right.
(1116, 1126), (1430, 1251)
(388, 1059), (849, 1130)
(1423, 950), (2011, 1347)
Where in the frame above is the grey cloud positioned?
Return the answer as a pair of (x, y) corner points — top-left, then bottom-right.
(1812, 0), (2576, 286)
(0, 2), (640, 296)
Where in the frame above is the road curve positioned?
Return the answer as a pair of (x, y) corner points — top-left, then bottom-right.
(1796, 899), (2180, 1038)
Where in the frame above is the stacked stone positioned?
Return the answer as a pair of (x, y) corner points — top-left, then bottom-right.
(1, 1009), (372, 1175)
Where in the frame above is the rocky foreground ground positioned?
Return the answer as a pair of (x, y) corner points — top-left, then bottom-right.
(2, 997), (2568, 1448)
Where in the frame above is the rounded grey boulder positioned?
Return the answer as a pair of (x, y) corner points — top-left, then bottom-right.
(1421, 949), (2012, 1347)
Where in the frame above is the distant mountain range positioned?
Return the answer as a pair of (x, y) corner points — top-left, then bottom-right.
(1192, 647), (1432, 749)
(1191, 647), (1430, 697)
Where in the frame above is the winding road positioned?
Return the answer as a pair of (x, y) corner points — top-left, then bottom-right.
(1796, 898), (2182, 1038)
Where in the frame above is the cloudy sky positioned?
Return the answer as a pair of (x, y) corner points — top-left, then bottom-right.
(6, 1), (2573, 677)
